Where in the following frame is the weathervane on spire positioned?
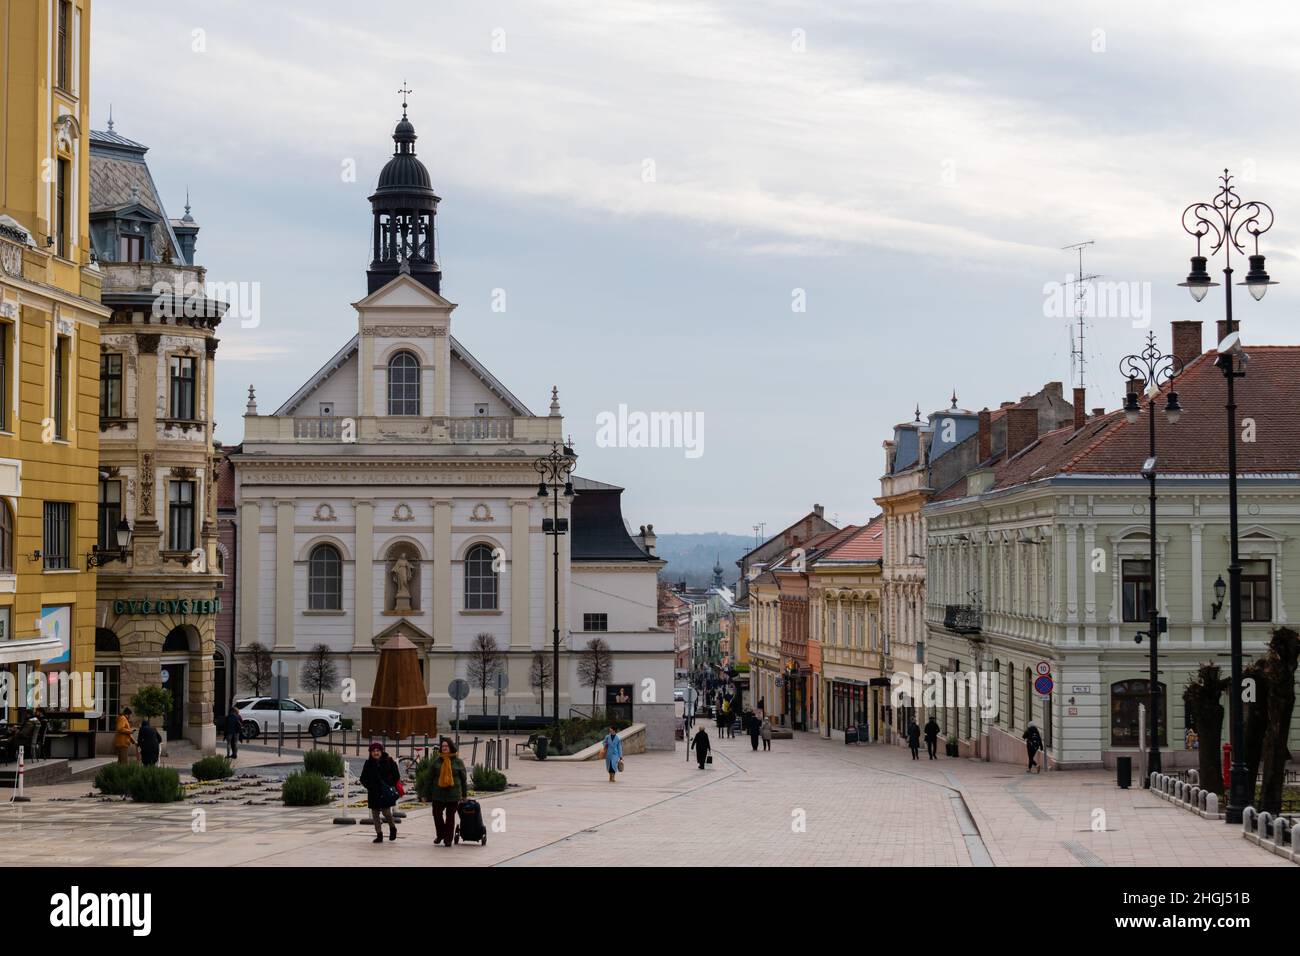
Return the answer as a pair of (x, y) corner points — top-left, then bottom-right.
(398, 81), (412, 118)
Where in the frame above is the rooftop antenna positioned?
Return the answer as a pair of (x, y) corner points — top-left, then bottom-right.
(1062, 241), (1101, 389)
(752, 522), (766, 548)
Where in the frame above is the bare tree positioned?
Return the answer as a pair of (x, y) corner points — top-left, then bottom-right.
(577, 637), (613, 718)
(300, 644), (339, 709)
(529, 651), (553, 718)
(238, 642), (273, 697)
(467, 633), (503, 714)
(1182, 662), (1228, 795)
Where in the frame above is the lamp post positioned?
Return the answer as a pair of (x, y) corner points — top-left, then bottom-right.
(1178, 169), (1275, 824)
(1119, 332), (1183, 781)
(86, 519), (133, 569)
(534, 441), (576, 731)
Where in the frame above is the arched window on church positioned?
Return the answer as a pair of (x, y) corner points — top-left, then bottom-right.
(464, 543), (499, 610)
(387, 350), (421, 416)
(308, 544), (343, 610)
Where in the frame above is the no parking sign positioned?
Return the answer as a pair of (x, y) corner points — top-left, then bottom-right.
(1034, 661), (1053, 697)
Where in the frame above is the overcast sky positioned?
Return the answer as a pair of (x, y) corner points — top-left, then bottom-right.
(91, 0), (1300, 534)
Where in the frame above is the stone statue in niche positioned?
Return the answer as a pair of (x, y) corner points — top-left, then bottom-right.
(390, 554), (415, 613)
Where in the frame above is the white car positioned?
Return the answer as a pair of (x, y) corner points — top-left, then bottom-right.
(235, 697), (342, 739)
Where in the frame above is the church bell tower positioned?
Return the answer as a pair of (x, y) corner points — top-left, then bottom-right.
(367, 85), (442, 294)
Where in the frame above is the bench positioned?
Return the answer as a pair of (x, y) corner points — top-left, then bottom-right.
(515, 733), (540, 756)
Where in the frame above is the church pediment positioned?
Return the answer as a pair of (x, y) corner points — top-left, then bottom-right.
(353, 273), (457, 311)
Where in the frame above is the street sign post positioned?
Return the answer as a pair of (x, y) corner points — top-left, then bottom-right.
(493, 671), (509, 771)
(448, 678), (470, 751)
(272, 660), (289, 756)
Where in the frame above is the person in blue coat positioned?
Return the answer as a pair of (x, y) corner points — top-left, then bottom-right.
(601, 726), (623, 782)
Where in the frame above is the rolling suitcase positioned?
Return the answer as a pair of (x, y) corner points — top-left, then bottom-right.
(454, 799), (487, 845)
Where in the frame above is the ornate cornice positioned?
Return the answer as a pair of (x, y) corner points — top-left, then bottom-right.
(361, 326), (447, 337)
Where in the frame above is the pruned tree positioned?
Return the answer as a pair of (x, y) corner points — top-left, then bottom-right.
(1258, 627), (1298, 814)
(238, 642), (273, 697)
(300, 643), (339, 709)
(467, 633), (502, 714)
(1242, 657), (1269, 791)
(577, 637), (613, 718)
(1182, 662), (1228, 795)
(529, 651), (553, 718)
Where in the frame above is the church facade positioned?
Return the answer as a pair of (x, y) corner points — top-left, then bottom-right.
(233, 108), (674, 748)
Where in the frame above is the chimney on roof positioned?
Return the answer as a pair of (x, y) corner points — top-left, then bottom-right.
(813, 503), (824, 519)
(1072, 387), (1086, 432)
(1092, 407), (1105, 418)
(1172, 320), (1203, 368)
(1005, 406), (1038, 457)
(1125, 376), (1146, 397)
(977, 408), (991, 461)
(1045, 381), (1063, 400)
(999, 401), (1014, 409)
(1215, 319), (1240, 347)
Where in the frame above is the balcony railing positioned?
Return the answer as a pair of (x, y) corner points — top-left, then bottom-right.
(284, 415), (519, 443)
(943, 605), (982, 634)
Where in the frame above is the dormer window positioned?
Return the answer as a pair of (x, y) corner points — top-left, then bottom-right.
(118, 234), (144, 262)
(387, 350), (420, 416)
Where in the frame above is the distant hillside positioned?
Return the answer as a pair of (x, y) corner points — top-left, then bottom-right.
(653, 532), (753, 588)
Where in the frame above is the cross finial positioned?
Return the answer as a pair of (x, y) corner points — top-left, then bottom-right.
(398, 81), (412, 118)
(914, 403), (921, 422)
(950, 389), (958, 409)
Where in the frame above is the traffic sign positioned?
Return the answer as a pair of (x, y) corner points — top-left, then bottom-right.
(448, 678), (470, 701)
(1034, 674), (1054, 697)
(1035, 661), (1051, 677)
(493, 671), (509, 696)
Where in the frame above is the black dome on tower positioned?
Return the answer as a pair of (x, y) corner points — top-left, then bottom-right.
(367, 98), (442, 294)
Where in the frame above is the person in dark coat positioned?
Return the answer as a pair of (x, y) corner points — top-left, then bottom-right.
(1022, 721), (1044, 773)
(359, 742), (401, 843)
(906, 720), (921, 760)
(746, 710), (760, 751)
(691, 727), (711, 769)
(923, 716), (940, 760)
(426, 738), (468, 847)
(225, 704), (242, 759)
(137, 719), (162, 766)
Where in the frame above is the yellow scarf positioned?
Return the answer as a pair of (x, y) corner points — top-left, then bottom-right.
(437, 753), (454, 788)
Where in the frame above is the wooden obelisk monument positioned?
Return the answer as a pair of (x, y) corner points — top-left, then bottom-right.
(361, 634), (438, 738)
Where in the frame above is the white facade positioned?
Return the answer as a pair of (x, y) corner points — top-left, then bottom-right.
(234, 275), (673, 746)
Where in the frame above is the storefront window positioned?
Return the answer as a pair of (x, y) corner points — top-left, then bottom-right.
(1110, 679), (1166, 747)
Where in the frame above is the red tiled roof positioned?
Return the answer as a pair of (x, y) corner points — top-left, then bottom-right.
(819, 514), (885, 562)
(933, 346), (1300, 502)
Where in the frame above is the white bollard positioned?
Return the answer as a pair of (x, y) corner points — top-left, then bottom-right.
(1206, 792), (1218, 816)
(1272, 816), (1289, 851)
(13, 745), (29, 803)
(1242, 805), (1257, 835)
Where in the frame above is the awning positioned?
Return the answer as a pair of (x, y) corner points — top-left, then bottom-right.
(0, 636), (63, 666)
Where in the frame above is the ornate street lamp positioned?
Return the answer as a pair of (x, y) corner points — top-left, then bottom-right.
(1119, 332), (1183, 781)
(1179, 170), (1276, 824)
(86, 519), (133, 569)
(534, 440), (576, 731)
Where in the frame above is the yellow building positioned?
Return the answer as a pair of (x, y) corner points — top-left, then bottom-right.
(1, 0), (109, 737)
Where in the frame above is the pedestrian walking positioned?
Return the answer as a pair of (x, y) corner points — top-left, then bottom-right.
(923, 716), (940, 760)
(1022, 721), (1043, 773)
(113, 707), (135, 764)
(225, 703), (242, 759)
(760, 716), (772, 751)
(359, 741), (401, 844)
(906, 719), (921, 760)
(137, 718), (162, 767)
(747, 710), (760, 751)
(601, 726), (623, 782)
(715, 706), (727, 739)
(426, 738), (468, 847)
(691, 727), (712, 769)
(756, 697), (765, 722)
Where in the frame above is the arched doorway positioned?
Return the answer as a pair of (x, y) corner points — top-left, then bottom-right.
(94, 628), (122, 732)
(212, 644), (228, 724)
(161, 625), (198, 740)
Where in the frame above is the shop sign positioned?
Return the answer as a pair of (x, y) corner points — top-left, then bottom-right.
(113, 597), (221, 616)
